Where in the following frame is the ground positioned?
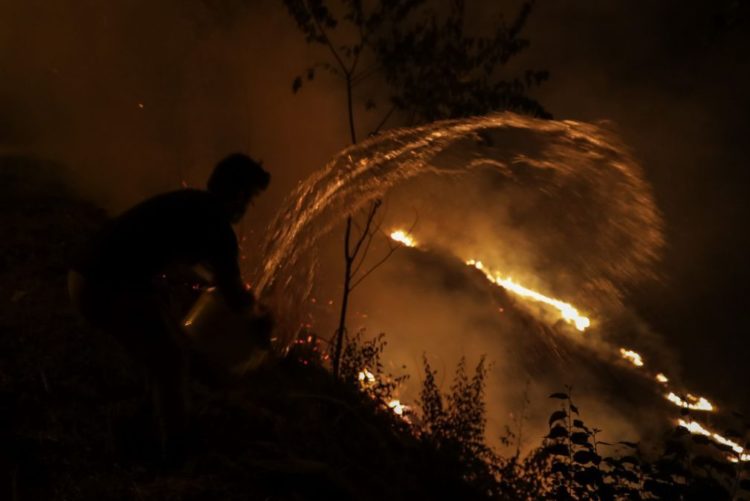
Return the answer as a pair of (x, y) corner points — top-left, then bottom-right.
(0, 156), (491, 500)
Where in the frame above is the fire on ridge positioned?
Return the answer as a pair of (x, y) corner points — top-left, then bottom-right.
(389, 230), (591, 331)
(386, 228), (742, 458)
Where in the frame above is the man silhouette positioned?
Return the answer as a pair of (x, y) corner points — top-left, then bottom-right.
(68, 153), (270, 456)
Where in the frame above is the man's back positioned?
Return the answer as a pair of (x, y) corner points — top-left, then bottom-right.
(75, 189), (238, 291)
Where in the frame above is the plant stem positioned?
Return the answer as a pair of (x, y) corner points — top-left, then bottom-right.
(346, 74), (357, 143)
(333, 217), (353, 378)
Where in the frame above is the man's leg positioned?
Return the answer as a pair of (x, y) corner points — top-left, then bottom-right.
(139, 301), (189, 458)
(111, 293), (189, 459)
(69, 276), (190, 458)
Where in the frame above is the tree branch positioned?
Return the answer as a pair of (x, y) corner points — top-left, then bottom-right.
(305, 1), (349, 76)
(370, 105), (397, 136)
(349, 244), (397, 292)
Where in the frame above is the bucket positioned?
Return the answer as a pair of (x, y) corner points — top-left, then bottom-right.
(182, 288), (272, 375)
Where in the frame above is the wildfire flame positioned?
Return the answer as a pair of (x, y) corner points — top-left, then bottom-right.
(656, 373), (669, 383)
(678, 419), (750, 462)
(619, 348), (644, 367)
(389, 229), (592, 331)
(358, 369), (409, 419)
(390, 230), (416, 248)
(667, 392), (714, 411)
(465, 260), (591, 332)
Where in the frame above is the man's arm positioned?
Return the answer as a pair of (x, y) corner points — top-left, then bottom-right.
(208, 225), (254, 311)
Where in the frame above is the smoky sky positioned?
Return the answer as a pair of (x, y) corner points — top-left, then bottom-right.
(2, 0), (749, 433)
(0, 0), (354, 234)
(513, 0), (750, 410)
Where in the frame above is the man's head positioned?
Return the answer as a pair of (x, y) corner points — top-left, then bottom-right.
(207, 153), (270, 223)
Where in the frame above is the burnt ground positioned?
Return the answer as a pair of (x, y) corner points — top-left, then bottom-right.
(0, 156), (490, 501)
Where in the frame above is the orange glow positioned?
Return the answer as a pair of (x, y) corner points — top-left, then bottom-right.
(390, 230), (416, 247)
(619, 348), (644, 367)
(388, 399), (409, 416)
(666, 392), (714, 411)
(465, 260), (591, 332)
(358, 368), (376, 386)
(358, 368), (409, 419)
(678, 419), (749, 461)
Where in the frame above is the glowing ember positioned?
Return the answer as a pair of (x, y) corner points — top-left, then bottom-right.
(678, 419), (749, 461)
(656, 373), (669, 383)
(388, 399), (409, 416)
(666, 392), (714, 411)
(357, 368), (409, 418)
(390, 230), (416, 247)
(620, 348), (644, 367)
(358, 369), (376, 386)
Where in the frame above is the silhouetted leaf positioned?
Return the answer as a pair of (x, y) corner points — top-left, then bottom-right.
(570, 404), (579, 415)
(604, 457), (620, 467)
(599, 484), (616, 499)
(574, 466), (601, 485)
(549, 392), (569, 400)
(573, 419), (585, 428)
(573, 450), (594, 464)
(620, 469), (639, 483)
(547, 425), (568, 439)
(549, 410), (567, 426)
(571, 432), (591, 446)
(621, 455), (639, 465)
(546, 443), (570, 456)
(292, 76), (303, 93)
(551, 461), (569, 474)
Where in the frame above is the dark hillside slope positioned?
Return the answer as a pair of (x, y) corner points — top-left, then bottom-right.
(0, 157), (489, 500)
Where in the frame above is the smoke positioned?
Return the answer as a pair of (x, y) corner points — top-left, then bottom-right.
(513, 0), (750, 410)
(253, 111), (680, 449)
(312, 226), (665, 451)
(0, 0), (351, 236)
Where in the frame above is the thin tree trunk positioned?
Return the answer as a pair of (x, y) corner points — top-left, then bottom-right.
(333, 217), (353, 378)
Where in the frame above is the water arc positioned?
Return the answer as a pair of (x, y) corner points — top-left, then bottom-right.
(253, 112), (663, 351)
